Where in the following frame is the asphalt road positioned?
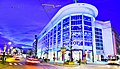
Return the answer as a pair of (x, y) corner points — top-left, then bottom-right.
(2, 57), (120, 69)
(2, 62), (120, 69)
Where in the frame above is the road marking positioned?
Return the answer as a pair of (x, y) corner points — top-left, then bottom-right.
(14, 63), (17, 65)
(18, 63), (23, 65)
(9, 63), (24, 66)
(9, 63), (13, 65)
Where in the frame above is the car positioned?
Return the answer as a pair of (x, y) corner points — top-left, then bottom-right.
(108, 55), (120, 65)
(25, 58), (40, 64)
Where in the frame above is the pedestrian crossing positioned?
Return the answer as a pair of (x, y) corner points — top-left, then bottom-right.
(8, 62), (24, 66)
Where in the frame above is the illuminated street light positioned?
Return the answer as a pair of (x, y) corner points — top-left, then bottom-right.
(10, 46), (13, 49)
(8, 42), (12, 54)
(8, 42), (12, 45)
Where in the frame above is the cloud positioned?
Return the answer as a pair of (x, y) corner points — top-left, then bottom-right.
(15, 44), (32, 47)
(20, 38), (33, 42)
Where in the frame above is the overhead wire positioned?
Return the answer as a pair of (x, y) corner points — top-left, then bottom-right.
(39, 0), (51, 20)
(38, 0), (62, 21)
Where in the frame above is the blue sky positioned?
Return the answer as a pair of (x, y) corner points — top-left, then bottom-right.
(0, 0), (120, 50)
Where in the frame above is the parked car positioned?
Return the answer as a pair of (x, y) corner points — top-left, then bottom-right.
(108, 55), (120, 65)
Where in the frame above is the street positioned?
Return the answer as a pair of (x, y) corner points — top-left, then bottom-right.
(0, 62), (120, 69)
(0, 57), (119, 69)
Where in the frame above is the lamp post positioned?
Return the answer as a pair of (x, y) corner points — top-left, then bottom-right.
(35, 35), (38, 58)
(2, 44), (7, 64)
(70, 36), (73, 62)
(8, 42), (12, 54)
(79, 52), (81, 65)
(10, 46), (13, 54)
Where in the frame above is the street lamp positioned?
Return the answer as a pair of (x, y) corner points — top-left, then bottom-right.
(8, 42), (12, 45)
(8, 42), (12, 54)
(34, 35), (38, 58)
(69, 35), (73, 62)
(2, 44), (7, 64)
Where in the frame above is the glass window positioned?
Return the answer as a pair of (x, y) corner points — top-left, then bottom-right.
(58, 22), (61, 28)
(96, 47), (100, 50)
(85, 42), (92, 46)
(96, 36), (102, 39)
(54, 27), (56, 33)
(95, 28), (98, 31)
(95, 39), (101, 42)
(101, 47), (103, 50)
(99, 40), (103, 42)
(71, 26), (82, 30)
(96, 43), (99, 46)
(95, 28), (102, 32)
(63, 22), (69, 26)
(99, 29), (102, 31)
(71, 20), (82, 25)
(84, 31), (92, 36)
(58, 27), (61, 31)
(63, 36), (69, 40)
(71, 15), (82, 21)
(63, 17), (69, 23)
(95, 32), (99, 35)
(78, 15), (82, 19)
(63, 28), (69, 32)
(84, 21), (91, 26)
(95, 36), (99, 38)
(57, 35), (61, 44)
(99, 36), (102, 39)
(99, 32), (102, 35)
(84, 26), (92, 31)
(63, 25), (69, 29)
(58, 31), (61, 35)
(88, 32), (92, 36)
(96, 43), (103, 46)
(63, 32), (69, 37)
(95, 39), (99, 42)
(83, 16), (91, 21)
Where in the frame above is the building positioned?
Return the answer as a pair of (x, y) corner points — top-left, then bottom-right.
(37, 3), (115, 62)
(112, 28), (120, 55)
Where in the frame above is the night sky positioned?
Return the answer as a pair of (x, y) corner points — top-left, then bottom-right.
(0, 0), (120, 50)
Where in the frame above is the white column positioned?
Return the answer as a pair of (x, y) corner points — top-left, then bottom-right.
(92, 17), (97, 62)
(82, 14), (85, 60)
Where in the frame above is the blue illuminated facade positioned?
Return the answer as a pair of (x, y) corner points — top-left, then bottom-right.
(37, 3), (114, 62)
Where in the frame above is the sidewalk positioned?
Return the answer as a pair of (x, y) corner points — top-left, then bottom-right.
(87, 61), (108, 65)
(47, 61), (87, 67)
(47, 61), (108, 67)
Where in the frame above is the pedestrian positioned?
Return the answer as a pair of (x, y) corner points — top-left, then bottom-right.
(43, 57), (45, 62)
(40, 57), (43, 63)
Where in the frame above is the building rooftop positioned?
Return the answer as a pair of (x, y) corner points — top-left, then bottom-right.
(38, 3), (98, 40)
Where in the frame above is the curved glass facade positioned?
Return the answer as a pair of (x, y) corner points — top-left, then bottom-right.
(38, 14), (98, 62)
(37, 3), (115, 62)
